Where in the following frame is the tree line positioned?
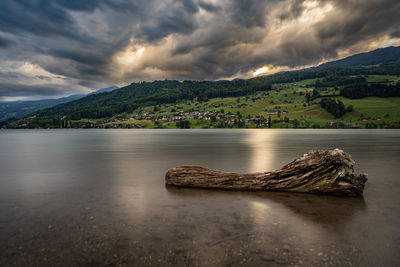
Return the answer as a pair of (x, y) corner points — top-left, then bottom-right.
(340, 82), (400, 99)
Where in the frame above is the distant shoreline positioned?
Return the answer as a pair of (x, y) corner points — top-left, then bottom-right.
(2, 127), (400, 130)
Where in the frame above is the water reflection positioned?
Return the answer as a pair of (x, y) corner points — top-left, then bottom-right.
(166, 187), (366, 228)
(244, 130), (277, 172)
(250, 200), (270, 226)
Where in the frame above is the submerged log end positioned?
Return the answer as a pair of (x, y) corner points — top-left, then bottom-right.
(166, 149), (368, 197)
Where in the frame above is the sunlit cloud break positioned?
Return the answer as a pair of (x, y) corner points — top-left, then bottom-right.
(253, 67), (269, 77)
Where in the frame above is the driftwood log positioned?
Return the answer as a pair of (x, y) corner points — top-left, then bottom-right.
(165, 149), (367, 197)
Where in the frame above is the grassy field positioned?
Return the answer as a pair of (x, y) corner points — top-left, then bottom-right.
(73, 74), (400, 129)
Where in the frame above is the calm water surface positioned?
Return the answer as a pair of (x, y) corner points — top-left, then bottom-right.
(0, 129), (399, 266)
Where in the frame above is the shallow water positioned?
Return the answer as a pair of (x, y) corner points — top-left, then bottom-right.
(0, 129), (399, 266)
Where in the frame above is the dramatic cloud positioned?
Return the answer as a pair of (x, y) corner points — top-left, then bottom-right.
(0, 0), (399, 100)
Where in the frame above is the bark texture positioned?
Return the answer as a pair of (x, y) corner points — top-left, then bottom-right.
(165, 149), (367, 196)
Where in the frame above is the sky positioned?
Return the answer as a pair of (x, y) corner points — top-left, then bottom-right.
(0, 0), (399, 101)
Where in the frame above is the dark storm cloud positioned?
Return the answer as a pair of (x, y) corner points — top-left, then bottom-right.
(0, 0), (142, 37)
(392, 31), (400, 38)
(0, 0), (399, 99)
(0, 83), (72, 98)
(0, 1), (76, 38)
(138, 0), (201, 42)
(51, 49), (108, 66)
(0, 0), (204, 79)
(0, 36), (14, 48)
(198, 1), (221, 13)
(229, 0), (271, 28)
(0, 67), (90, 100)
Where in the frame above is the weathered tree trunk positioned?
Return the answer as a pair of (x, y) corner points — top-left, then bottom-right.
(165, 149), (367, 197)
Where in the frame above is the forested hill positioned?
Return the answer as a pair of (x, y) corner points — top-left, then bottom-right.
(314, 46), (400, 69)
(35, 79), (273, 119)
(0, 94), (84, 121)
(25, 46), (400, 120)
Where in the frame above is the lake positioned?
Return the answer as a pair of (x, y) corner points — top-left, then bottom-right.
(0, 129), (399, 266)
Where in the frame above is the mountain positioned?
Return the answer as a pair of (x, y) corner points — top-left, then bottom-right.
(315, 46), (400, 69)
(89, 86), (119, 95)
(0, 94), (84, 121)
(12, 46), (400, 121)
(0, 86), (118, 121)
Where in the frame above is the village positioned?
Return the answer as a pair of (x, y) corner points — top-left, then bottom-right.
(82, 105), (297, 128)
